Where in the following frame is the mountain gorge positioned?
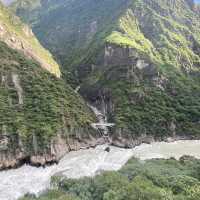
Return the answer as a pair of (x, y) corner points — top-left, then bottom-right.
(0, 0), (200, 199)
(0, 3), (99, 169)
(10, 0), (200, 147)
(0, 0), (200, 169)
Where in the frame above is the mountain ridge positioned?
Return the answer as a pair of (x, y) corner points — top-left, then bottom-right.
(10, 0), (200, 146)
(0, 40), (100, 169)
(0, 2), (60, 77)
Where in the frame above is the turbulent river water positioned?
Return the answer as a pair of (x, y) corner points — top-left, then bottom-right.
(1, 140), (200, 200)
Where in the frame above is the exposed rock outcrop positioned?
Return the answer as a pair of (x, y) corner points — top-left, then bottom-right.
(0, 3), (60, 77)
(0, 41), (100, 170)
(0, 134), (105, 170)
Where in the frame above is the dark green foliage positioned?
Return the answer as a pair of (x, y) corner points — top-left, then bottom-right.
(21, 156), (200, 200)
(106, 64), (200, 138)
(19, 190), (80, 200)
(11, 0), (200, 138)
(10, 0), (131, 84)
(0, 42), (94, 154)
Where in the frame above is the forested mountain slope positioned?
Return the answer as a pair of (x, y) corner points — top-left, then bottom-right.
(11, 0), (200, 146)
(0, 4), (99, 169)
(0, 41), (98, 169)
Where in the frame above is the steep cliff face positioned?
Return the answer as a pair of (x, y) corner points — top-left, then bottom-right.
(0, 41), (101, 169)
(0, 3), (102, 169)
(0, 2), (60, 77)
(10, 0), (200, 145)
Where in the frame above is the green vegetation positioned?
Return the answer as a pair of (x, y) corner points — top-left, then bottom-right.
(0, 41), (94, 155)
(10, 0), (130, 83)
(9, 0), (200, 138)
(3, 0), (200, 199)
(106, 9), (156, 60)
(19, 156), (200, 200)
(0, 2), (60, 76)
(100, 63), (200, 138)
(20, 190), (79, 200)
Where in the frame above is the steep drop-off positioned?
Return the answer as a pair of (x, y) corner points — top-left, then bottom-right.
(0, 41), (101, 169)
(0, 3), (102, 169)
(10, 0), (200, 146)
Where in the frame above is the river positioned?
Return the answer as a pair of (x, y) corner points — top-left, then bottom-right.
(1, 140), (200, 200)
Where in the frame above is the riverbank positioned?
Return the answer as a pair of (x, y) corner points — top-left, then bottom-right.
(111, 134), (200, 148)
(1, 140), (200, 200)
(24, 155), (200, 200)
(0, 133), (199, 171)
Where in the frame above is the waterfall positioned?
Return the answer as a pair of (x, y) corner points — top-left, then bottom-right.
(74, 85), (115, 137)
(88, 104), (115, 138)
(75, 85), (81, 93)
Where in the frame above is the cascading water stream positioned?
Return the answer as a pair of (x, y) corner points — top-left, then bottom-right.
(88, 104), (115, 138)
(74, 85), (115, 137)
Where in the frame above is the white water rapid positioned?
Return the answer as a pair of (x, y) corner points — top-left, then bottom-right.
(0, 145), (133, 200)
(1, 140), (200, 200)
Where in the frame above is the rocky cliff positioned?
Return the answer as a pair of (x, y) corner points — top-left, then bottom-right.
(0, 3), (104, 169)
(0, 41), (103, 169)
(0, 2), (60, 77)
